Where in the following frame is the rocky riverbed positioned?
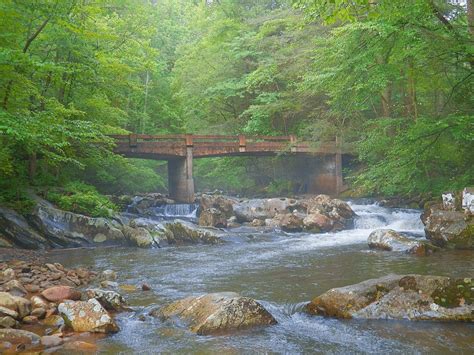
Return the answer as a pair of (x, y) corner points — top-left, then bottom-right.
(0, 194), (473, 352)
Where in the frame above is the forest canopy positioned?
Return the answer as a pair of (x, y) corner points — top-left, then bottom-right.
(0, 0), (473, 212)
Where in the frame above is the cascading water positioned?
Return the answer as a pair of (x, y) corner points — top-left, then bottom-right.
(48, 199), (473, 354)
(151, 203), (199, 218)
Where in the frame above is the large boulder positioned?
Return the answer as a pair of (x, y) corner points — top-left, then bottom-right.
(0, 206), (50, 249)
(300, 195), (355, 230)
(122, 225), (154, 248)
(274, 212), (304, 232)
(162, 221), (224, 245)
(150, 292), (277, 335)
(307, 274), (473, 321)
(29, 201), (125, 247)
(199, 194), (235, 218)
(367, 229), (437, 255)
(233, 198), (298, 222)
(422, 205), (473, 249)
(126, 194), (174, 215)
(198, 208), (228, 228)
(303, 212), (333, 232)
(58, 299), (119, 333)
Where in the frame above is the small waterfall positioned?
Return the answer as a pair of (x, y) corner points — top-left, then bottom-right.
(125, 195), (199, 221)
(152, 204), (199, 218)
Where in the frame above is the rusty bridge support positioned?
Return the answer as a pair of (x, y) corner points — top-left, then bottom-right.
(167, 135), (195, 203)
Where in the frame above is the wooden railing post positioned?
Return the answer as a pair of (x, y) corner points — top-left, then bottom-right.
(289, 134), (296, 152)
(185, 134), (193, 147)
(239, 134), (246, 152)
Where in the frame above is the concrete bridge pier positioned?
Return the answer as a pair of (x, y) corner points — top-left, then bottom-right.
(168, 147), (195, 203)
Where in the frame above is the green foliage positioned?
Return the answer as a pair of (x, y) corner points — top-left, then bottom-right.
(0, 0), (472, 202)
(46, 182), (116, 218)
(355, 116), (474, 196)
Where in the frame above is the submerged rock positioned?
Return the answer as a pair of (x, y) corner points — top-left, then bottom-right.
(0, 328), (40, 345)
(58, 299), (119, 333)
(307, 274), (473, 322)
(151, 292), (277, 335)
(367, 229), (437, 254)
(163, 221), (224, 245)
(422, 205), (473, 249)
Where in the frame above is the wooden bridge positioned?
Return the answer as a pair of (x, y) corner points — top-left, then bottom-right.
(110, 134), (352, 202)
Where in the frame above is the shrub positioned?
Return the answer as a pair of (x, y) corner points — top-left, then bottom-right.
(46, 181), (117, 218)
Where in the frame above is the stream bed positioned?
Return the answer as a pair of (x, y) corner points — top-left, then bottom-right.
(47, 202), (474, 354)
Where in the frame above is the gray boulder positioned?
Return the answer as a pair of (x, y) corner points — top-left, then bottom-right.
(233, 198), (298, 222)
(29, 201), (125, 247)
(422, 205), (473, 249)
(150, 292), (277, 335)
(307, 274), (473, 322)
(162, 221), (224, 245)
(122, 225), (154, 248)
(0, 206), (50, 249)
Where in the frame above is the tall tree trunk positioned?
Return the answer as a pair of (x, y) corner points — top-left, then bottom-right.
(381, 85), (392, 117)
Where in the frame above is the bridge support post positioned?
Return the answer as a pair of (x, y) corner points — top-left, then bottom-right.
(167, 147), (195, 203)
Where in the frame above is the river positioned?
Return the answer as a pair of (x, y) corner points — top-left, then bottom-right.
(47, 201), (474, 354)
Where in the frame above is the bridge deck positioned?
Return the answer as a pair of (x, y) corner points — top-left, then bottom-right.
(110, 134), (353, 159)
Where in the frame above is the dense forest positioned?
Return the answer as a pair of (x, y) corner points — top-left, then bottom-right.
(0, 0), (473, 214)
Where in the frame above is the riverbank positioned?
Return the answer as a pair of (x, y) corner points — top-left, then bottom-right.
(0, 196), (472, 352)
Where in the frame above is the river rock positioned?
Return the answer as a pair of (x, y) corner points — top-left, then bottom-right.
(199, 194), (235, 218)
(198, 208), (227, 228)
(29, 200), (125, 247)
(233, 198), (298, 222)
(368, 229), (427, 253)
(274, 212), (304, 232)
(122, 225), (154, 248)
(163, 221), (224, 245)
(127, 193), (175, 215)
(0, 329), (40, 345)
(41, 334), (64, 348)
(85, 289), (128, 311)
(422, 205), (473, 249)
(3, 280), (27, 297)
(41, 286), (81, 303)
(0, 293), (31, 318)
(303, 212), (333, 232)
(101, 269), (117, 281)
(30, 295), (49, 310)
(301, 195), (355, 230)
(0, 306), (18, 320)
(0, 316), (17, 328)
(0, 206), (50, 249)
(58, 299), (119, 333)
(307, 274), (473, 321)
(151, 292), (277, 335)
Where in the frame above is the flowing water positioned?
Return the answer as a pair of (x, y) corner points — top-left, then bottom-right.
(48, 202), (474, 354)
